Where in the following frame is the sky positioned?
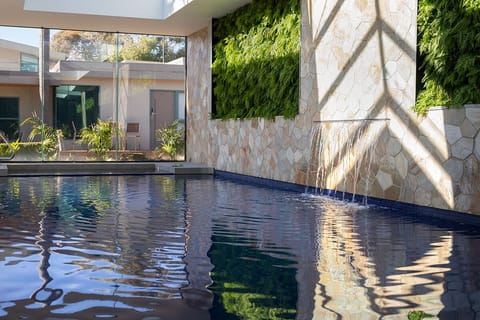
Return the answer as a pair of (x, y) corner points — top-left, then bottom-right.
(0, 26), (42, 47)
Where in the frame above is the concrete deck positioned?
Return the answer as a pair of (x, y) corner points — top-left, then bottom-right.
(0, 162), (214, 176)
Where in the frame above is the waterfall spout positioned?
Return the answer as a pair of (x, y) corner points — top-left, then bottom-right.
(306, 118), (389, 204)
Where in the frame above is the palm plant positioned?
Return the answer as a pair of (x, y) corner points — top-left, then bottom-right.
(79, 118), (113, 159)
(155, 120), (185, 160)
(21, 112), (60, 159)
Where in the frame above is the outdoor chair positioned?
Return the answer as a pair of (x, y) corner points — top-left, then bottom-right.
(125, 122), (140, 150)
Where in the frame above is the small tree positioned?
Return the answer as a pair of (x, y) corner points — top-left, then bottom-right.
(51, 30), (117, 61)
(118, 35), (185, 63)
(155, 120), (185, 160)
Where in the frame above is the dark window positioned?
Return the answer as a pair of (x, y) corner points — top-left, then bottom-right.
(55, 85), (99, 139)
(0, 97), (19, 140)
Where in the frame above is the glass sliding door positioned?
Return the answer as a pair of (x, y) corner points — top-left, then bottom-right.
(116, 33), (185, 161)
(0, 26), (42, 160)
(150, 90), (185, 160)
(49, 29), (117, 160)
(0, 25), (185, 161)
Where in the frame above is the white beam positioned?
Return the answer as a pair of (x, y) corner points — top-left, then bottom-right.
(24, 0), (193, 20)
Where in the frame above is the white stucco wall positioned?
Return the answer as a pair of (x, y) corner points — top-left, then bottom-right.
(0, 47), (20, 71)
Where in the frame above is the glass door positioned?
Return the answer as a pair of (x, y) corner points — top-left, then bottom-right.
(0, 25), (185, 161)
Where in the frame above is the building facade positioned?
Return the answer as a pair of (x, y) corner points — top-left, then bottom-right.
(0, 30), (184, 153)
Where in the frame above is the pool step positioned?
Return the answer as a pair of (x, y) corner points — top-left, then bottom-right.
(0, 164), (7, 176)
(155, 162), (214, 175)
(1, 162), (214, 176)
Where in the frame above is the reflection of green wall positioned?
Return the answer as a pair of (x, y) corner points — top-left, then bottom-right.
(208, 233), (297, 320)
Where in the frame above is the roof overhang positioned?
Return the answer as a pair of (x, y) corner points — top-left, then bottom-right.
(0, 0), (252, 36)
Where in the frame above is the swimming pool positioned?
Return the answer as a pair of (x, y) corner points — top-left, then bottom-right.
(0, 175), (479, 319)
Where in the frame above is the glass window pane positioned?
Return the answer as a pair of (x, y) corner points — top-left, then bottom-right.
(0, 97), (19, 118)
(20, 53), (38, 72)
(0, 26), (185, 161)
(0, 97), (19, 139)
(55, 85), (99, 139)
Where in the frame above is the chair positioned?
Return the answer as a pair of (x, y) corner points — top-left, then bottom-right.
(125, 122), (140, 150)
(56, 129), (64, 152)
(71, 121), (82, 149)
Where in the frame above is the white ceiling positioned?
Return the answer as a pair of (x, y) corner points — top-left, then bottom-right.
(0, 0), (252, 36)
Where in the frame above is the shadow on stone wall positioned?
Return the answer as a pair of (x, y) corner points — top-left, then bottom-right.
(301, 0), (480, 215)
(300, 0), (480, 318)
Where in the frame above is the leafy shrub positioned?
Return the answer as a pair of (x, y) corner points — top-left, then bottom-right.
(212, 0), (300, 119)
(0, 141), (18, 158)
(0, 143), (14, 155)
(80, 118), (114, 159)
(21, 112), (61, 159)
(0, 142), (44, 159)
(155, 120), (185, 160)
(415, 0), (480, 114)
(407, 310), (435, 320)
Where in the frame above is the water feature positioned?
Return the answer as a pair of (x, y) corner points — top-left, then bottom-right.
(0, 175), (480, 319)
(307, 119), (389, 203)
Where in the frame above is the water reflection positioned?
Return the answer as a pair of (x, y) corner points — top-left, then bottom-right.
(0, 176), (210, 319)
(31, 210), (63, 305)
(310, 203), (454, 319)
(0, 176), (479, 319)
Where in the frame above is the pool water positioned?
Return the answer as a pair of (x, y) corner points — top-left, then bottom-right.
(0, 175), (479, 319)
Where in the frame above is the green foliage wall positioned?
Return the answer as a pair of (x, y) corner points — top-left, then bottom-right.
(211, 0), (300, 119)
(415, 0), (480, 114)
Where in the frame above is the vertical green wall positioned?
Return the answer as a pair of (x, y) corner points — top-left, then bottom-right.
(415, 0), (480, 114)
(211, 0), (300, 119)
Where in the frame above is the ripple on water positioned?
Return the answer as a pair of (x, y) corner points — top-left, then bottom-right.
(0, 176), (480, 320)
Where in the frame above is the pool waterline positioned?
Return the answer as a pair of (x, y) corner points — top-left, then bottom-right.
(0, 174), (479, 319)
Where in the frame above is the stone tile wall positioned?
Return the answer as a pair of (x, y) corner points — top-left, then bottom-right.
(397, 106), (480, 213)
(186, 1), (480, 215)
(187, 27), (314, 183)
